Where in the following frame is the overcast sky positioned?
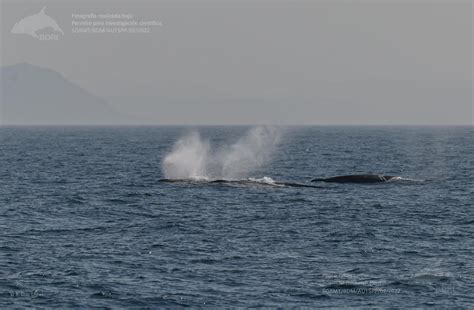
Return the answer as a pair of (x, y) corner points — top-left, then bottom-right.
(1, 0), (472, 125)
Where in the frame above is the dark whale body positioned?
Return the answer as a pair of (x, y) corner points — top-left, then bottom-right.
(311, 174), (398, 183)
(159, 178), (323, 188)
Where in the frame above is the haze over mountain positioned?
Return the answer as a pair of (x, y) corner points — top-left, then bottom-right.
(0, 63), (126, 125)
(1, 1), (471, 125)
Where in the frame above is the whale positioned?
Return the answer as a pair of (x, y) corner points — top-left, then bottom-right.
(11, 7), (64, 39)
(311, 174), (400, 183)
(159, 178), (324, 188)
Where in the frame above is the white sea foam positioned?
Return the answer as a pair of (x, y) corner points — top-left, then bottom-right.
(248, 176), (284, 187)
(386, 176), (402, 182)
(398, 177), (425, 182)
(162, 126), (281, 180)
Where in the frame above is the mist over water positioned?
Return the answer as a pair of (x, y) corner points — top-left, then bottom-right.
(162, 126), (281, 180)
(162, 131), (210, 180)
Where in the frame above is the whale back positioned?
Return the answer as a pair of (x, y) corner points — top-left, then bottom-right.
(311, 174), (396, 183)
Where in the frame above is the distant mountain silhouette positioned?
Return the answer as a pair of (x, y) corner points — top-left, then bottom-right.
(1, 63), (126, 125)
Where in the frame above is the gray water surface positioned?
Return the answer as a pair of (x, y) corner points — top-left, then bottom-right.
(1, 126), (473, 308)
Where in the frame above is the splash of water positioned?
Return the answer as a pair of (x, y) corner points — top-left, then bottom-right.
(248, 176), (284, 187)
(162, 126), (281, 180)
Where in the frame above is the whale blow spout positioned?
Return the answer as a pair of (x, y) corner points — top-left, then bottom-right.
(311, 174), (399, 183)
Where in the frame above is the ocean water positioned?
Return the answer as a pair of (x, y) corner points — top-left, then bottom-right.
(0, 126), (473, 308)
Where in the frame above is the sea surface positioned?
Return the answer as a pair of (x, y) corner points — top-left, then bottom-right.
(0, 126), (473, 308)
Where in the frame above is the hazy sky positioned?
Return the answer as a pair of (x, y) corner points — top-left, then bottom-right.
(1, 0), (472, 125)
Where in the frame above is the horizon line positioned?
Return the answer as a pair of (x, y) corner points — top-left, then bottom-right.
(0, 123), (472, 127)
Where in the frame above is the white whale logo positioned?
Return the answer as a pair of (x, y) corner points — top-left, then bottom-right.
(11, 6), (64, 39)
